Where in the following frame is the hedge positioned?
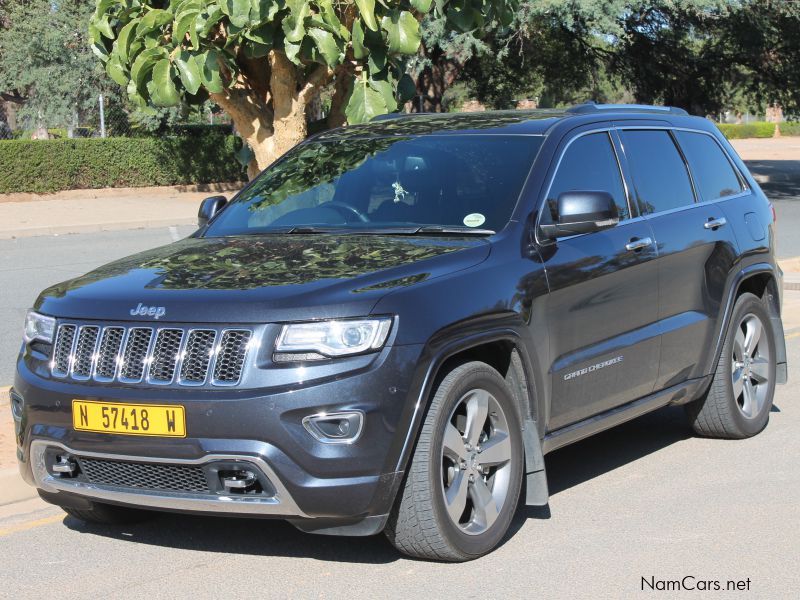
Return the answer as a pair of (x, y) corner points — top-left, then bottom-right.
(0, 134), (246, 194)
(778, 121), (800, 136)
(716, 122), (776, 139)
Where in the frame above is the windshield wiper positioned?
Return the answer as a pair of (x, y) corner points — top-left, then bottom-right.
(410, 225), (496, 236)
(240, 225), (496, 236)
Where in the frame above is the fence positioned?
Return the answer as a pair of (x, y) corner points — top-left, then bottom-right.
(0, 95), (232, 140)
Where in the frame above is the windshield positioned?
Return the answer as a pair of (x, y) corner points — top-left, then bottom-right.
(204, 134), (543, 237)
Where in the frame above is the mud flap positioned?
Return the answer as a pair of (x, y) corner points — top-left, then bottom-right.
(522, 418), (549, 506)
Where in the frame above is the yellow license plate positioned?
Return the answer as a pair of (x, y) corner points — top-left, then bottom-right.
(72, 400), (186, 437)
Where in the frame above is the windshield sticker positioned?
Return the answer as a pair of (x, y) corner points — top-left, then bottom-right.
(463, 213), (486, 228)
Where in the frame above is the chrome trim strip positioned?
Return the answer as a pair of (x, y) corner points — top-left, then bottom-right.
(145, 327), (185, 386)
(177, 329), (217, 387)
(118, 327), (154, 384)
(70, 325), (101, 382)
(30, 440), (308, 518)
(534, 124), (752, 245)
(210, 329), (252, 387)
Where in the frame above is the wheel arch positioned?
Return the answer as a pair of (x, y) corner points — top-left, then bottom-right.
(709, 264), (787, 385)
(394, 329), (549, 507)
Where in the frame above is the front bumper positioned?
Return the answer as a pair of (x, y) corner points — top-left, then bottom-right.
(12, 342), (424, 534)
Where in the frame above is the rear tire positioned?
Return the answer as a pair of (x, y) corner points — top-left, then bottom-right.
(62, 501), (151, 525)
(385, 361), (524, 561)
(686, 292), (776, 439)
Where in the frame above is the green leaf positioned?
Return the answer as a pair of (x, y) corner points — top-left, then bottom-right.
(345, 77), (388, 124)
(115, 19), (140, 63)
(381, 11), (421, 55)
(367, 45), (386, 73)
(397, 73), (416, 102)
(175, 51), (202, 94)
(319, 0), (348, 39)
(352, 19), (368, 59)
(355, 0), (378, 32)
(283, 1), (310, 43)
(308, 27), (342, 66)
(284, 40), (302, 64)
(197, 49), (224, 93)
(174, 10), (199, 45)
(228, 0), (252, 28)
(131, 47), (167, 91)
(96, 16), (114, 39)
(139, 9), (173, 34)
(198, 5), (225, 36)
(105, 56), (129, 86)
(410, 0), (433, 12)
(245, 23), (276, 45)
(371, 78), (397, 112)
(151, 59), (181, 106)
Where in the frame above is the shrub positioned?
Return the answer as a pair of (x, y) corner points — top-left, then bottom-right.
(716, 122), (776, 139)
(0, 134), (246, 193)
(778, 121), (800, 136)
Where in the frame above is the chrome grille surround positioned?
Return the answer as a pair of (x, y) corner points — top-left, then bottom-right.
(51, 322), (253, 387)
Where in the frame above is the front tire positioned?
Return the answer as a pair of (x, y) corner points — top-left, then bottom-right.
(385, 361), (524, 561)
(686, 292), (777, 439)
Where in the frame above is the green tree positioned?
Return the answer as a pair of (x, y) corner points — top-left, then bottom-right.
(0, 0), (118, 130)
(89, 0), (515, 177)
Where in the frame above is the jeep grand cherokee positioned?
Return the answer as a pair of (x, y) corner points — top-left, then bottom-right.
(12, 104), (787, 561)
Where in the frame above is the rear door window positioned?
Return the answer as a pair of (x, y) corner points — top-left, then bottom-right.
(620, 130), (695, 215)
(542, 131), (630, 224)
(674, 131), (743, 201)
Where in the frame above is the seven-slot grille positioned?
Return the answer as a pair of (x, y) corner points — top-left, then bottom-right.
(51, 323), (253, 387)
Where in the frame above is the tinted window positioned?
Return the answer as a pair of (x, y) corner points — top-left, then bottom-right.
(675, 131), (743, 201)
(205, 135), (543, 236)
(621, 130), (695, 214)
(542, 132), (629, 224)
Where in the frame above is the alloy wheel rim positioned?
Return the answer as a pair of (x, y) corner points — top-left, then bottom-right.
(731, 313), (771, 419)
(440, 388), (513, 536)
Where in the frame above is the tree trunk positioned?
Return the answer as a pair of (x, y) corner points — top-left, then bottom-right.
(212, 51), (333, 179)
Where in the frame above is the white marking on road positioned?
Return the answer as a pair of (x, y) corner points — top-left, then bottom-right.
(169, 226), (180, 241)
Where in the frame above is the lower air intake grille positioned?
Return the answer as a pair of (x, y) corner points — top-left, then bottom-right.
(78, 458), (210, 493)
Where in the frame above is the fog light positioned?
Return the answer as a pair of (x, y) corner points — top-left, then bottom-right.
(302, 411), (364, 444)
(9, 389), (23, 421)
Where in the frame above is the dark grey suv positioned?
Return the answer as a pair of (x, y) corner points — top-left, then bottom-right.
(12, 104), (786, 561)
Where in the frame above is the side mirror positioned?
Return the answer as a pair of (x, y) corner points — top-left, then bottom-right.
(198, 195), (227, 228)
(539, 191), (619, 240)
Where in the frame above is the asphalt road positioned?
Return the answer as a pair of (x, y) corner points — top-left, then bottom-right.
(0, 334), (797, 599)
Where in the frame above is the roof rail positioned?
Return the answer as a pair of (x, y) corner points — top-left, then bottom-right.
(370, 112), (440, 122)
(567, 103), (689, 116)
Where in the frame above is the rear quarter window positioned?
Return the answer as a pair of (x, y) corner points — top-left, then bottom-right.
(674, 131), (743, 202)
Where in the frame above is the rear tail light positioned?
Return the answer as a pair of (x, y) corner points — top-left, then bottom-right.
(770, 203), (777, 223)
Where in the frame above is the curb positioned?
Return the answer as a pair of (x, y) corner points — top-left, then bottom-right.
(0, 217), (197, 240)
(0, 469), (36, 507)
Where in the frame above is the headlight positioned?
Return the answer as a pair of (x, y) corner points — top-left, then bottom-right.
(23, 310), (56, 344)
(275, 318), (392, 360)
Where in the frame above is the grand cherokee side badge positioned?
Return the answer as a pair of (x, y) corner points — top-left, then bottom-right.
(564, 356), (624, 381)
(130, 303), (166, 320)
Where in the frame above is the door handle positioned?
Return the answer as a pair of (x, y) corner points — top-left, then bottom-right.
(704, 217), (727, 230)
(625, 237), (653, 252)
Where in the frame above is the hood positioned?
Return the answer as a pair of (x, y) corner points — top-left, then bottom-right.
(35, 234), (490, 323)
